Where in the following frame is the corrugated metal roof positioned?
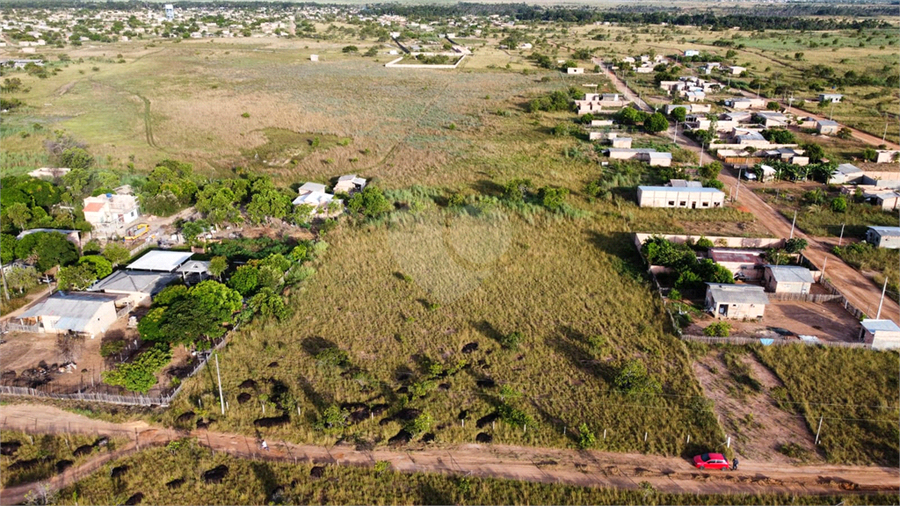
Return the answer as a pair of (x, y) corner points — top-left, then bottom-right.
(89, 270), (178, 295)
(868, 226), (900, 237)
(19, 292), (121, 332)
(862, 319), (900, 333)
(177, 260), (210, 275)
(298, 182), (327, 193)
(706, 283), (769, 305)
(765, 265), (814, 284)
(127, 250), (193, 272)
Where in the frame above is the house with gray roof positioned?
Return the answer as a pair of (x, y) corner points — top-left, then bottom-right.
(763, 265), (814, 294)
(705, 283), (768, 320)
(13, 292), (123, 338)
(866, 226), (900, 249)
(126, 250), (193, 272)
(860, 319), (900, 350)
(89, 270), (179, 307)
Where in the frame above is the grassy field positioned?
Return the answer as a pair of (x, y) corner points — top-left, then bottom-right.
(53, 440), (898, 505)
(166, 212), (726, 456)
(753, 346), (899, 466)
(0, 431), (128, 488)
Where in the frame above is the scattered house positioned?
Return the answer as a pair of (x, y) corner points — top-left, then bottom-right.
(82, 193), (140, 228)
(0, 58), (43, 69)
(864, 189), (900, 211)
(727, 65), (746, 75)
(866, 226), (900, 249)
(763, 265), (814, 294)
(636, 185), (725, 208)
(333, 174), (367, 194)
(567, 67), (584, 75)
(89, 270), (179, 307)
(754, 111), (788, 128)
(818, 93), (843, 103)
(816, 119), (840, 135)
(127, 250), (193, 272)
(683, 49), (700, 57)
(659, 81), (685, 94)
(664, 104), (711, 116)
(28, 167), (70, 179)
(705, 283), (768, 320)
(608, 148), (672, 167)
(875, 150), (900, 164)
(862, 171), (900, 189)
(292, 182), (341, 215)
(682, 91), (706, 102)
(733, 129), (768, 147)
(598, 93), (627, 107)
(725, 97), (765, 110)
(669, 179), (703, 188)
(12, 292), (123, 338)
(761, 148), (808, 167)
(610, 137), (632, 149)
(860, 319), (900, 350)
(590, 119), (613, 127)
(709, 249), (766, 279)
(828, 163), (864, 185)
(309, 54), (319, 61)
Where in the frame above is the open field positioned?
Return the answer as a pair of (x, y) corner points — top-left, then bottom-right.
(1, 430), (129, 488)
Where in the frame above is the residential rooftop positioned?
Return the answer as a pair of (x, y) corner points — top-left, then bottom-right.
(765, 265), (814, 284)
(126, 250), (193, 272)
(707, 283), (769, 305)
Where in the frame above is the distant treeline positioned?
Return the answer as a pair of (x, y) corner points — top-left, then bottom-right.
(1, 1), (896, 30)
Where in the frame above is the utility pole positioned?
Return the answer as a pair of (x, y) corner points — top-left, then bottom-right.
(789, 210), (797, 239)
(876, 277), (888, 319)
(814, 415), (823, 445)
(883, 120), (889, 144)
(735, 168), (743, 201)
(673, 121), (678, 144)
(215, 352), (225, 415)
(0, 259), (9, 301)
(820, 256), (827, 283)
(838, 223), (845, 246)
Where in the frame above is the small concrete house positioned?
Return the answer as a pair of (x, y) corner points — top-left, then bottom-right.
(866, 226), (900, 249)
(865, 190), (900, 211)
(310, 54), (319, 61)
(860, 319), (900, 350)
(333, 175), (367, 194)
(14, 292), (122, 338)
(293, 182), (341, 216)
(567, 67), (584, 74)
(819, 93), (842, 103)
(816, 120), (840, 135)
(636, 186), (725, 208)
(758, 164), (777, 182)
(763, 265), (814, 294)
(82, 193), (140, 228)
(727, 66), (747, 75)
(709, 249), (766, 279)
(683, 49), (700, 57)
(725, 97), (765, 110)
(610, 137), (632, 149)
(828, 163), (864, 185)
(705, 283), (768, 320)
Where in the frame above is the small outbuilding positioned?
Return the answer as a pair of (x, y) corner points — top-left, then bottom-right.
(14, 292), (123, 338)
(816, 120), (840, 135)
(763, 265), (814, 294)
(828, 163), (864, 185)
(860, 319), (900, 350)
(705, 283), (768, 320)
(567, 67), (584, 74)
(333, 174), (367, 194)
(866, 226), (900, 249)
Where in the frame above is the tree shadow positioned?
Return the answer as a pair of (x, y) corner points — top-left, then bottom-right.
(250, 461), (279, 497)
(419, 482), (454, 505)
(472, 320), (504, 347)
(297, 376), (332, 417)
(301, 336), (339, 357)
(585, 230), (648, 282)
(548, 325), (617, 384)
(469, 179), (504, 198)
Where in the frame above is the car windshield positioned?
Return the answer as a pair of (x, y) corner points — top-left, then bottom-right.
(701, 453), (710, 461)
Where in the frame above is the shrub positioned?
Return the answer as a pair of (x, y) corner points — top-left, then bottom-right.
(644, 112), (669, 133)
(577, 423), (596, 449)
(241, 112), (250, 118)
(703, 321), (731, 337)
(830, 196), (847, 213)
(500, 331), (523, 350)
(102, 344), (172, 393)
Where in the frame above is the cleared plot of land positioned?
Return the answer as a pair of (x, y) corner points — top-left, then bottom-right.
(693, 350), (822, 464)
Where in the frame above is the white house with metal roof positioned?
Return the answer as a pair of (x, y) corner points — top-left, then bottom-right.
(292, 182), (341, 215)
(333, 175), (367, 194)
(705, 283), (768, 320)
(866, 226), (900, 249)
(13, 292), (123, 338)
(859, 319), (900, 350)
(827, 163), (864, 185)
(816, 119), (840, 135)
(126, 250), (193, 272)
(763, 265), (814, 294)
(637, 186), (725, 209)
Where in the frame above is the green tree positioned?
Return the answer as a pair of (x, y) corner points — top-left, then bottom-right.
(16, 232), (79, 272)
(208, 256), (228, 280)
(539, 187), (568, 211)
(347, 186), (391, 218)
(6, 266), (40, 294)
(830, 196), (848, 213)
(1, 234), (16, 263)
(405, 412), (434, 435)
(342, 45), (359, 53)
(5, 202), (31, 230)
(502, 179), (532, 202)
(56, 263), (98, 291)
(614, 360), (661, 397)
(102, 243), (130, 267)
(246, 287), (289, 321)
(784, 238), (808, 253)
(697, 161), (722, 180)
(670, 106), (687, 123)
(78, 255), (112, 279)
(862, 147), (877, 162)
(644, 112), (669, 133)
(317, 404), (349, 432)
(802, 142), (825, 163)
(246, 187), (291, 223)
(704, 321), (731, 337)
(500, 331), (523, 350)
(228, 265), (259, 295)
(766, 101), (781, 111)
(137, 307), (167, 342)
(59, 147), (94, 169)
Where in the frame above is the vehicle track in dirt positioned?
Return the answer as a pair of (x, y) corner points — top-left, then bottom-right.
(1, 404), (896, 504)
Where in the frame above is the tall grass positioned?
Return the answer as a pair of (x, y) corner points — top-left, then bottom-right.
(753, 345), (900, 466)
(53, 442), (898, 506)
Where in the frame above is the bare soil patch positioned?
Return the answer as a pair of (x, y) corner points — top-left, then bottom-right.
(692, 351), (822, 465)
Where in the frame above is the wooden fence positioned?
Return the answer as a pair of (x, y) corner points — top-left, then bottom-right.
(0, 334), (230, 407)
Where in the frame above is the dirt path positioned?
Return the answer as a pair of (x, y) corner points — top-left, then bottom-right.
(0, 404), (896, 503)
(593, 58), (651, 112)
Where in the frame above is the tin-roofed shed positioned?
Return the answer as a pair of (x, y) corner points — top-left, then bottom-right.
(705, 283), (768, 320)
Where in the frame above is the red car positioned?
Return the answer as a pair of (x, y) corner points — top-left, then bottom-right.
(693, 453), (730, 470)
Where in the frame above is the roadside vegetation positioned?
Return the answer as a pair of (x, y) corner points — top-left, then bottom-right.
(53, 440), (897, 506)
(0, 431), (127, 488)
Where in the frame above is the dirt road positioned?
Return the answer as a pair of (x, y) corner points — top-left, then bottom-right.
(594, 58), (651, 112)
(1, 404), (897, 504)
